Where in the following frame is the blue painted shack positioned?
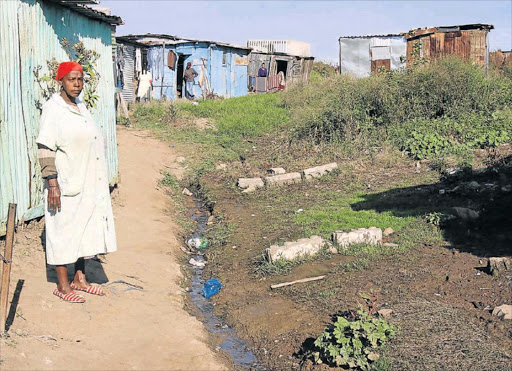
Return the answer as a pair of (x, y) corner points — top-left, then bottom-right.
(0, 0), (122, 234)
(118, 34), (251, 100)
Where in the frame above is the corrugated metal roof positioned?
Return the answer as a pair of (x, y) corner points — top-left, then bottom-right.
(46, 0), (124, 25)
(119, 34), (252, 51)
(407, 23), (494, 39)
(339, 33), (406, 40)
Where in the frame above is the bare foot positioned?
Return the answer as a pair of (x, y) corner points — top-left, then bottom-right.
(56, 282), (74, 294)
(72, 271), (91, 289)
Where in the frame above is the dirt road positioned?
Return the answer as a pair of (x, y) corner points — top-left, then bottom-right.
(0, 127), (226, 370)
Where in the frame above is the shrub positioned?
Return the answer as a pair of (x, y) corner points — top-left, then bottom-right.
(313, 309), (397, 370)
(283, 56), (512, 160)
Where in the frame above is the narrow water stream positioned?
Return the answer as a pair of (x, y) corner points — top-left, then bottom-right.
(187, 199), (262, 370)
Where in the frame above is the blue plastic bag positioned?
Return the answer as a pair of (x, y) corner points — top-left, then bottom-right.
(202, 278), (222, 298)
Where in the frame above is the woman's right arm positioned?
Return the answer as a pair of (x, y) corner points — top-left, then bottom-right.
(38, 144), (61, 212)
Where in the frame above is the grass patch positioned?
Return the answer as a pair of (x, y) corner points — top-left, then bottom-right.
(295, 192), (417, 239)
(204, 215), (238, 247)
(179, 94), (290, 137)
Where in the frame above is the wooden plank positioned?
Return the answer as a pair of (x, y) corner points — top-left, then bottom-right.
(270, 275), (325, 290)
(0, 204), (16, 332)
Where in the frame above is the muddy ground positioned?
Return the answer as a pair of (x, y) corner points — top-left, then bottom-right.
(185, 139), (512, 370)
(0, 128), (227, 371)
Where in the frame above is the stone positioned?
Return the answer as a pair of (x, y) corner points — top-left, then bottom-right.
(266, 236), (325, 262)
(207, 216), (215, 225)
(467, 181), (480, 190)
(383, 227), (394, 236)
(176, 156), (186, 164)
(332, 227), (382, 248)
(383, 242), (398, 247)
(182, 188), (193, 196)
(488, 257), (511, 276)
(264, 172), (302, 187)
(303, 163), (338, 180)
(216, 163), (227, 170)
(266, 167), (286, 175)
(451, 207), (479, 221)
(238, 177), (264, 193)
(492, 305), (512, 320)
(378, 308), (393, 318)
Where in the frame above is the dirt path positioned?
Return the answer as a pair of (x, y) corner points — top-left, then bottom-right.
(0, 127), (226, 370)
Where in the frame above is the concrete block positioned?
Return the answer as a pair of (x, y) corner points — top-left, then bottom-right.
(492, 304), (512, 320)
(488, 257), (511, 276)
(264, 172), (302, 187)
(267, 167), (286, 175)
(238, 177), (264, 193)
(332, 227), (382, 248)
(303, 163), (338, 180)
(266, 236), (325, 262)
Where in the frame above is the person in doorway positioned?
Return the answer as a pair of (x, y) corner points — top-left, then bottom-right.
(184, 62), (198, 100)
(136, 63), (153, 102)
(258, 63), (268, 77)
(36, 61), (117, 303)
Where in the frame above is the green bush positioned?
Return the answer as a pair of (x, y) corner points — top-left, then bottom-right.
(313, 309), (397, 370)
(283, 56), (512, 160)
(391, 110), (512, 159)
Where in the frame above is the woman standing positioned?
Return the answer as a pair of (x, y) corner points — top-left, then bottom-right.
(37, 61), (117, 303)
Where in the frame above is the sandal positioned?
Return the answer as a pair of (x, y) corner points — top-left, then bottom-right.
(53, 288), (85, 303)
(70, 282), (105, 296)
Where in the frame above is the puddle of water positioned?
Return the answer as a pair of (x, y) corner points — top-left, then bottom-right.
(188, 200), (262, 370)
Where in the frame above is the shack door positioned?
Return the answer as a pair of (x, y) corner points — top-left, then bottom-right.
(371, 59), (391, 71)
(370, 38), (392, 73)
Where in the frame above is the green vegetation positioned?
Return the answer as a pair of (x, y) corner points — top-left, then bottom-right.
(34, 38), (101, 110)
(295, 192), (416, 239)
(283, 57), (512, 164)
(180, 93), (289, 137)
(313, 309), (397, 370)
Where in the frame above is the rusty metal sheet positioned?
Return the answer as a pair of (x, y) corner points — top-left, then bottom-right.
(235, 56), (248, 66)
(406, 28), (489, 66)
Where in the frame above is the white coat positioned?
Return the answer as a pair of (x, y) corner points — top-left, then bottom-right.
(36, 93), (117, 265)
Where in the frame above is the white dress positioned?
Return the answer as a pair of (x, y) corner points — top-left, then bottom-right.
(137, 72), (152, 98)
(36, 94), (117, 265)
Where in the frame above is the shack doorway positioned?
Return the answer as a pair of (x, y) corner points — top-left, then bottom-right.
(176, 54), (190, 99)
(276, 60), (288, 78)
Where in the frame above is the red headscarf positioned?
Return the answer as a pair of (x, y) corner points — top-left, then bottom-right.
(55, 61), (83, 81)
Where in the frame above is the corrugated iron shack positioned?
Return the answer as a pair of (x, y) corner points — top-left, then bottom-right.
(115, 38), (149, 103)
(490, 50), (512, 69)
(247, 40), (314, 92)
(406, 24), (494, 67)
(118, 34), (251, 100)
(0, 0), (122, 234)
(338, 34), (407, 77)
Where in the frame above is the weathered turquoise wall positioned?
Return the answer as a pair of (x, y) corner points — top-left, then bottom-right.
(0, 0), (119, 234)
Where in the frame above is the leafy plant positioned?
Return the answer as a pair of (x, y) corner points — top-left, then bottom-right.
(313, 309), (397, 370)
(424, 212), (454, 227)
(34, 38), (101, 110)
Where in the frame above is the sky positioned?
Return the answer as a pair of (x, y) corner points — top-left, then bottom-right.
(100, 0), (512, 63)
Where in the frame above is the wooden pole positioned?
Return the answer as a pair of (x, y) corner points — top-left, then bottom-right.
(0, 203), (16, 333)
(160, 42), (166, 99)
(118, 92), (129, 119)
(270, 275), (325, 290)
